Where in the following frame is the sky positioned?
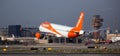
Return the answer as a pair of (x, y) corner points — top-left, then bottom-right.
(0, 0), (120, 32)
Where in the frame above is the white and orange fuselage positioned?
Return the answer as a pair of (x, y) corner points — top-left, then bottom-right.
(39, 12), (84, 38)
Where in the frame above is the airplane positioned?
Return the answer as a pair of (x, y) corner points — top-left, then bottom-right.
(38, 12), (84, 38)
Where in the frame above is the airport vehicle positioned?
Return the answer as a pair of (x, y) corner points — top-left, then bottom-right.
(39, 12), (84, 38)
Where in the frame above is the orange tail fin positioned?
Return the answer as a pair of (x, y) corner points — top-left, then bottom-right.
(75, 12), (84, 31)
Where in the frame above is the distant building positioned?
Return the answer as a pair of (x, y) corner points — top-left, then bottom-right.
(0, 25), (39, 37)
(0, 28), (8, 36)
(106, 29), (120, 40)
(106, 34), (120, 40)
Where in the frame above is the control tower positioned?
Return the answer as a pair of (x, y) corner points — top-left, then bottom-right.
(92, 15), (103, 39)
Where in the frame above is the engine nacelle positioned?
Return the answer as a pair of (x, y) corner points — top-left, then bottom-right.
(35, 32), (44, 39)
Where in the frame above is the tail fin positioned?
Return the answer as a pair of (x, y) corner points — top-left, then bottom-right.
(75, 12), (84, 31)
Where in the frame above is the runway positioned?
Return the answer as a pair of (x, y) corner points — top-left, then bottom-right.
(0, 43), (120, 54)
(0, 53), (120, 56)
(0, 43), (119, 49)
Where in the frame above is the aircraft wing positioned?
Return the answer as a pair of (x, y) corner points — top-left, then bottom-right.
(85, 28), (108, 34)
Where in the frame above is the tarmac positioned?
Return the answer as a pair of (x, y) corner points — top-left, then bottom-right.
(0, 53), (120, 56)
(0, 43), (120, 49)
(0, 43), (120, 54)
